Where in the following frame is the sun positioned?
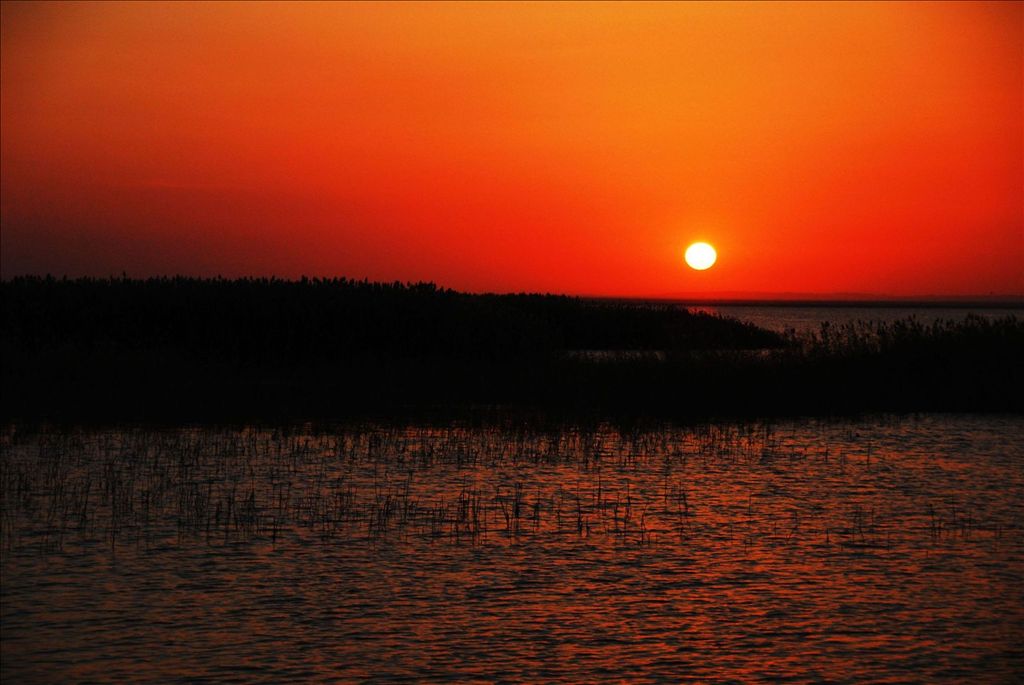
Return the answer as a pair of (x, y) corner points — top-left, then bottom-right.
(685, 242), (717, 270)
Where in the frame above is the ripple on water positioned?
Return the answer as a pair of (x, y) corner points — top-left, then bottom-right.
(1, 415), (1022, 682)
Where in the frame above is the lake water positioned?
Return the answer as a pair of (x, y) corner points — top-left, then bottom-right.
(2, 416), (1022, 682)
(685, 305), (1023, 334)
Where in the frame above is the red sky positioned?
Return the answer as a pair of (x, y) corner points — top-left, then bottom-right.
(1, 1), (1021, 297)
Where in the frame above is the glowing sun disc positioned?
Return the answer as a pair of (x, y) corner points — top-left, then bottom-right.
(685, 242), (717, 270)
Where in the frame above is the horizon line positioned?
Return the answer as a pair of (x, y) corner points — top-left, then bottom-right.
(2, 273), (1022, 303)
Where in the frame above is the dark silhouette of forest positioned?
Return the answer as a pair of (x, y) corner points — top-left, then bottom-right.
(2, 276), (1020, 421)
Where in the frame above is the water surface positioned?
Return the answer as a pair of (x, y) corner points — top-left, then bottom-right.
(2, 416), (1022, 682)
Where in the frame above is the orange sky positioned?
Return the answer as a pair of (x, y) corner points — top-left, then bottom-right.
(1, 1), (1021, 296)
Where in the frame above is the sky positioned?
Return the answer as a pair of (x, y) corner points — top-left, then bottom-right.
(1, 1), (1021, 297)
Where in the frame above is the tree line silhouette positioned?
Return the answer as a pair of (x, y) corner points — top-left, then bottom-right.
(2, 276), (1020, 421)
(1, 276), (780, 363)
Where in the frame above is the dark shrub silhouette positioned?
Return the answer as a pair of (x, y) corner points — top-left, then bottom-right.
(1, 277), (1019, 421)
